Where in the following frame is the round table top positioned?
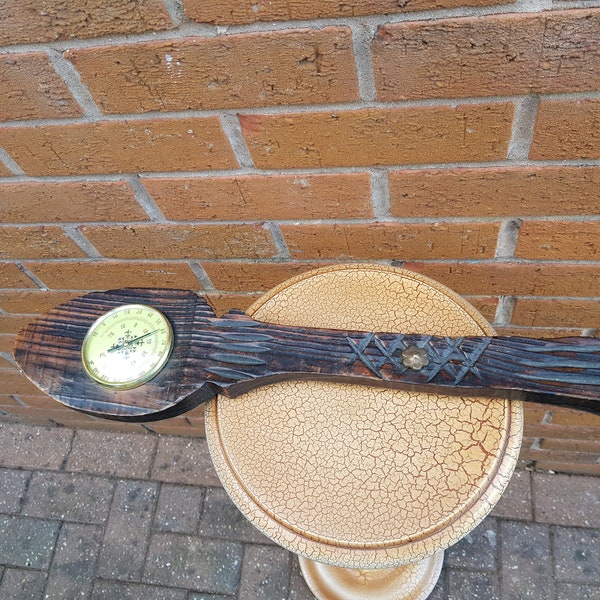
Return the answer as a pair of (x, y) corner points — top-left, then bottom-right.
(205, 264), (523, 568)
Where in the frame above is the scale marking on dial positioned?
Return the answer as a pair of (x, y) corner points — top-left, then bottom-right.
(81, 304), (174, 390)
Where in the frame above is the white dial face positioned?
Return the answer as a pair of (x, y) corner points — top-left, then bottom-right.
(81, 304), (173, 390)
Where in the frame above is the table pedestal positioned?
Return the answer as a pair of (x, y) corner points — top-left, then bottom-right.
(205, 264), (522, 599)
(299, 553), (444, 600)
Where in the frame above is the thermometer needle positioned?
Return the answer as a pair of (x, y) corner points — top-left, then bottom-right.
(107, 329), (159, 353)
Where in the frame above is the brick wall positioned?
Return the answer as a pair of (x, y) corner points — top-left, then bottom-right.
(1, 0), (599, 475)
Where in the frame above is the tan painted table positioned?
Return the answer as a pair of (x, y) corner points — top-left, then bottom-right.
(205, 264), (523, 599)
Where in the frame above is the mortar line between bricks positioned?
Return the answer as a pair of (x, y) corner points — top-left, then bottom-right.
(45, 48), (103, 118)
(2, 159), (600, 184)
(40, 519), (64, 600)
(3, 214), (600, 228)
(10, 256), (600, 266)
(63, 225), (103, 259)
(126, 175), (168, 222)
(4, 91), (600, 129)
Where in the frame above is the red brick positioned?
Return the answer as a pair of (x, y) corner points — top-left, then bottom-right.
(241, 104), (513, 168)
(1, 369), (43, 396)
(183, 0), (511, 25)
(79, 224), (277, 259)
(0, 181), (148, 223)
(24, 261), (202, 290)
(532, 462), (600, 476)
(0, 291), (80, 315)
(531, 99), (600, 160)
(0, 0), (174, 46)
(66, 28), (358, 113)
(404, 262), (600, 297)
(201, 261), (328, 292)
(0, 163), (12, 176)
(280, 222), (499, 259)
(143, 173), (373, 221)
(495, 326), (583, 338)
(549, 407), (600, 428)
(0, 226), (85, 259)
(373, 10), (600, 101)
(516, 221), (600, 260)
(513, 299), (600, 329)
(465, 297), (498, 323)
(0, 334), (16, 353)
(389, 166), (600, 218)
(0, 315), (35, 335)
(204, 293), (263, 315)
(0, 263), (37, 289)
(0, 53), (82, 122)
(0, 118), (237, 176)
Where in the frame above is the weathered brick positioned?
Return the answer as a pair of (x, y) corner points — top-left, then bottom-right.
(144, 534), (242, 594)
(404, 262), (600, 297)
(0, 334), (17, 353)
(466, 296), (498, 323)
(447, 571), (500, 600)
(96, 480), (158, 580)
(0, 226), (85, 259)
(143, 173), (373, 221)
(531, 99), (600, 160)
(0, 516), (59, 569)
(513, 299), (600, 328)
(241, 104), (513, 168)
(66, 28), (358, 113)
(44, 523), (103, 600)
(0, 423), (73, 470)
(0, 263), (37, 289)
(198, 487), (272, 544)
(154, 484), (205, 534)
(389, 166), (600, 218)
(554, 527), (600, 583)
(0, 468), (31, 514)
(490, 469), (532, 521)
(201, 261), (328, 292)
(79, 224), (277, 259)
(500, 521), (555, 599)
(281, 222), (500, 259)
(24, 261), (202, 290)
(0, 314), (32, 334)
(204, 293), (263, 315)
(91, 581), (187, 600)
(550, 408), (600, 428)
(183, 0), (511, 25)
(66, 429), (157, 478)
(0, 163), (12, 176)
(0, 370), (41, 397)
(0, 53), (82, 121)
(373, 10), (600, 101)
(151, 435), (221, 486)
(0, 290), (80, 314)
(0, 0), (174, 46)
(535, 462), (600, 477)
(516, 221), (600, 260)
(238, 545), (290, 600)
(0, 118), (238, 176)
(445, 518), (498, 569)
(0, 181), (148, 223)
(0, 569), (48, 598)
(534, 473), (600, 528)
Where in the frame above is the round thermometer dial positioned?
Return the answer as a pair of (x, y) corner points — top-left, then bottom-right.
(81, 304), (174, 390)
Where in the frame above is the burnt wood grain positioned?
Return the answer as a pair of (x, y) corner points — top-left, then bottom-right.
(14, 287), (600, 421)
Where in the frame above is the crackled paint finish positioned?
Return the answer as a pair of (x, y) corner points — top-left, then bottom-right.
(206, 264), (523, 568)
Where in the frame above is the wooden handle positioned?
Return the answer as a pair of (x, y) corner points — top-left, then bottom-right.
(14, 288), (600, 421)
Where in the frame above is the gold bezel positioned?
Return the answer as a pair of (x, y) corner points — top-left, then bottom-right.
(81, 304), (174, 390)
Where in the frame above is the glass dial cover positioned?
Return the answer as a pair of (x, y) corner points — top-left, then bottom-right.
(81, 304), (174, 390)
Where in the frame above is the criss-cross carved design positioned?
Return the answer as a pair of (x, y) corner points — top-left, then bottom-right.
(426, 337), (493, 385)
(345, 334), (494, 385)
(345, 333), (410, 379)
